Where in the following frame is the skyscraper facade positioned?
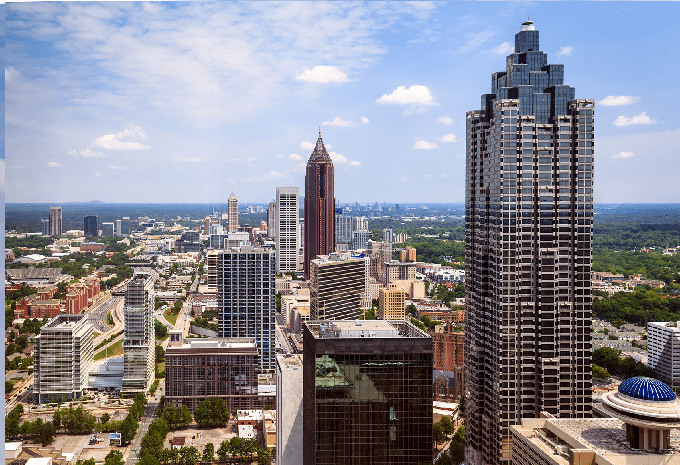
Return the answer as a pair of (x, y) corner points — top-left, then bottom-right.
(276, 187), (300, 273)
(84, 215), (98, 237)
(309, 253), (366, 321)
(122, 271), (156, 395)
(216, 246), (275, 373)
(304, 131), (335, 278)
(228, 190), (239, 232)
(464, 21), (593, 465)
(268, 201), (277, 240)
(49, 206), (62, 236)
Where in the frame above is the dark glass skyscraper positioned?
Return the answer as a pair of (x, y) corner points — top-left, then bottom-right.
(84, 215), (98, 237)
(304, 131), (335, 279)
(464, 21), (594, 465)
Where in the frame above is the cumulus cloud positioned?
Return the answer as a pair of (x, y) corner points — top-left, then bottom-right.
(613, 151), (635, 159)
(70, 148), (104, 157)
(5, 66), (20, 84)
(557, 46), (573, 56)
(361, 117), (370, 124)
(295, 66), (349, 83)
(349, 160), (361, 167)
(440, 133), (458, 143)
(329, 152), (347, 164)
(322, 117), (353, 127)
(599, 95), (640, 106)
(376, 85), (436, 107)
(242, 171), (286, 182)
(414, 140), (438, 150)
(173, 156), (202, 163)
(459, 30), (496, 53)
(246, 157), (256, 162)
(614, 112), (654, 127)
(92, 125), (151, 150)
(47, 161), (61, 168)
(437, 116), (453, 125)
(288, 153), (303, 161)
(491, 42), (513, 54)
(300, 141), (315, 151)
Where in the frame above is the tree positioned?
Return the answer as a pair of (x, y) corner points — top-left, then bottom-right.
(101, 412), (111, 424)
(592, 364), (611, 380)
(449, 425), (465, 465)
(79, 459), (96, 465)
(120, 415), (139, 444)
(217, 440), (231, 461)
(433, 423), (446, 445)
(104, 450), (125, 465)
(155, 344), (165, 363)
(179, 405), (193, 426)
(256, 448), (272, 465)
(457, 393), (465, 417)
(435, 452), (453, 465)
(179, 446), (199, 465)
(202, 443), (215, 463)
(163, 403), (178, 428)
(439, 415), (455, 436)
(141, 430), (164, 458)
(137, 455), (160, 465)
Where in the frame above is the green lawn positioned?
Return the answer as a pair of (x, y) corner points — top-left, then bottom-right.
(155, 362), (165, 378)
(165, 310), (179, 326)
(94, 339), (124, 361)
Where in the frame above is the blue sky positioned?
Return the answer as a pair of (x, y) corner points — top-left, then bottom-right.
(5, 1), (679, 204)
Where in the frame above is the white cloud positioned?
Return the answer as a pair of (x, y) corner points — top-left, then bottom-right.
(225, 158), (241, 162)
(92, 125), (151, 150)
(275, 154), (283, 159)
(5, 66), (20, 84)
(288, 153), (303, 161)
(400, 176), (408, 183)
(361, 117), (370, 124)
(423, 174), (433, 179)
(491, 41), (513, 55)
(440, 133), (457, 143)
(376, 85), (436, 107)
(47, 161), (61, 167)
(557, 46), (573, 56)
(108, 164), (128, 170)
(613, 151), (635, 159)
(295, 66), (349, 83)
(70, 148), (104, 157)
(300, 141), (315, 151)
(437, 116), (453, 125)
(173, 156), (202, 163)
(614, 112), (654, 126)
(322, 117), (353, 127)
(241, 171), (285, 182)
(599, 95), (640, 106)
(349, 160), (361, 167)
(246, 157), (256, 162)
(329, 152), (347, 164)
(414, 140), (438, 150)
(459, 30), (496, 53)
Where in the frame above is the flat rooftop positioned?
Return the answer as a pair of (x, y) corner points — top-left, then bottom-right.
(307, 320), (429, 339)
(170, 337), (257, 350)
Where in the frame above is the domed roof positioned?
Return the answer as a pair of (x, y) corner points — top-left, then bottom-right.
(618, 377), (676, 402)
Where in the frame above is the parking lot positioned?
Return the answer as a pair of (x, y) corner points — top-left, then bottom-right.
(162, 423), (240, 454)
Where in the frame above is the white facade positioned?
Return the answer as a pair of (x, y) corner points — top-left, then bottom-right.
(122, 271), (156, 394)
(276, 354), (304, 465)
(228, 190), (239, 232)
(276, 187), (300, 273)
(648, 322), (680, 387)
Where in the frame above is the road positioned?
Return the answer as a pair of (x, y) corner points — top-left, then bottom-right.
(6, 373), (35, 412)
(124, 379), (165, 465)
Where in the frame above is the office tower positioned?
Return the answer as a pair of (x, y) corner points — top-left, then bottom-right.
(384, 261), (416, 286)
(276, 354), (304, 465)
(309, 253), (365, 321)
(228, 190), (239, 232)
(382, 228), (394, 243)
(34, 314), (94, 403)
(303, 320), (433, 465)
(464, 21), (594, 465)
(115, 219), (122, 236)
(648, 322), (680, 387)
(175, 230), (201, 253)
(121, 217), (130, 235)
(352, 229), (371, 251)
(48, 206), (62, 236)
(84, 215), (98, 237)
(335, 211), (353, 246)
(354, 216), (368, 231)
(366, 240), (393, 282)
(122, 272), (156, 395)
(41, 218), (50, 236)
(268, 201), (277, 240)
(276, 187), (300, 273)
(379, 283), (406, 320)
(217, 246), (275, 373)
(101, 222), (115, 237)
(304, 131), (335, 278)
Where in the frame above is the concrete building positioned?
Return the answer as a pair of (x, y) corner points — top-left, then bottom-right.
(303, 320), (433, 465)
(379, 284), (406, 320)
(310, 252), (366, 321)
(101, 222), (115, 237)
(648, 322), (680, 387)
(268, 201), (276, 240)
(276, 186), (300, 274)
(122, 271), (156, 395)
(465, 21), (594, 465)
(34, 314), (94, 403)
(431, 323), (465, 372)
(41, 218), (50, 236)
(217, 246), (275, 373)
(352, 229), (371, 251)
(366, 240), (393, 283)
(304, 131), (335, 279)
(335, 212), (353, 247)
(276, 354), (304, 465)
(83, 216), (98, 237)
(49, 206), (62, 236)
(228, 190), (239, 232)
(400, 246), (417, 262)
(390, 279), (426, 299)
(384, 261), (417, 285)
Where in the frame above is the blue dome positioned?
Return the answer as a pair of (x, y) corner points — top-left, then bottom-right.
(618, 377), (676, 402)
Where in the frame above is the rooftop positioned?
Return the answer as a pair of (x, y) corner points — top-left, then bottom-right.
(306, 319), (430, 339)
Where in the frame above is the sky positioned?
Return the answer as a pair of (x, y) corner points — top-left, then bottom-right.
(4, 1), (680, 204)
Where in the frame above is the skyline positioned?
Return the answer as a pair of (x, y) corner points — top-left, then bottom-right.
(5, 2), (680, 204)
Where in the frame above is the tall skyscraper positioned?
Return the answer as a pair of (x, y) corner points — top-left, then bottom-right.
(122, 271), (156, 395)
(268, 200), (277, 240)
(304, 131), (335, 278)
(49, 206), (62, 236)
(41, 218), (50, 236)
(464, 21), (593, 465)
(309, 253), (366, 321)
(228, 190), (239, 232)
(303, 320), (433, 465)
(217, 246), (275, 373)
(276, 187), (300, 273)
(84, 215), (98, 237)
(335, 210), (353, 246)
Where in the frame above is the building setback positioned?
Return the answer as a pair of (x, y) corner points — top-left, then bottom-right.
(464, 21), (593, 465)
(303, 320), (433, 465)
(276, 186), (300, 274)
(304, 131), (335, 279)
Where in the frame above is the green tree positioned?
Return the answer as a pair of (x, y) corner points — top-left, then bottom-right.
(202, 443), (215, 463)
(179, 446), (199, 465)
(104, 450), (125, 465)
(137, 455), (160, 465)
(435, 452), (453, 465)
(140, 430), (164, 458)
(439, 415), (455, 436)
(433, 423), (446, 445)
(101, 412), (111, 424)
(449, 425), (465, 465)
(155, 344), (165, 363)
(120, 415), (139, 444)
(179, 405), (193, 426)
(217, 439), (231, 460)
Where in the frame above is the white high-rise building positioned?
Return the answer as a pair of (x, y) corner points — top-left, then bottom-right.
(648, 321), (680, 387)
(228, 190), (239, 232)
(122, 270), (156, 395)
(48, 206), (62, 236)
(276, 187), (300, 273)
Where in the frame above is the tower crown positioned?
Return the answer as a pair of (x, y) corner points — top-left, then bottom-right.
(309, 131), (332, 163)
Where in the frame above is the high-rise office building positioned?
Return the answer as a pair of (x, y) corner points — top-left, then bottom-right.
(228, 190), (239, 232)
(217, 246), (275, 373)
(647, 322), (680, 387)
(276, 187), (300, 273)
(276, 353), (304, 465)
(84, 216), (98, 237)
(464, 21), (594, 465)
(122, 271), (156, 395)
(335, 211), (353, 246)
(366, 240), (392, 282)
(41, 218), (50, 236)
(304, 131), (335, 278)
(378, 284), (406, 320)
(309, 252), (366, 321)
(120, 217), (130, 236)
(101, 222), (115, 237)
(268, 201), (277, 240)
(49, 206), (62, 236)
(303, 320), (433, 465)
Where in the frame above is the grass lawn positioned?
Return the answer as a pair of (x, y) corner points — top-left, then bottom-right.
(165, 310), (179, 326)
(155, 361), (165, 377)
(94, 339), (124, 361)
(92, 332), (101, 339)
